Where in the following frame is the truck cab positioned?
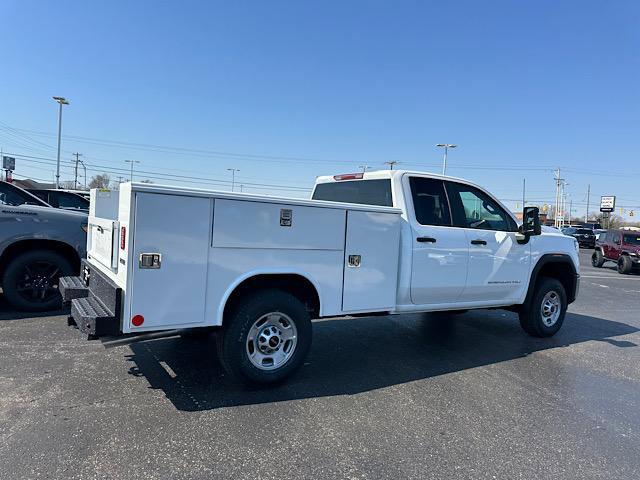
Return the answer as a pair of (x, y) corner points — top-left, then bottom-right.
(313, 170), (579, 313)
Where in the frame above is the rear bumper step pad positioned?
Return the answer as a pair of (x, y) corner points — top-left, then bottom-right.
(71, 295), (120, 337)
(59, 276), (89, 302)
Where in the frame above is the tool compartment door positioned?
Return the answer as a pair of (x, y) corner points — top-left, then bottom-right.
(342, 210), (400, 312)
(129, 192), (212, 330)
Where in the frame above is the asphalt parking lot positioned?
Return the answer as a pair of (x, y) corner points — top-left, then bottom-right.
(1, 249), (639, 480)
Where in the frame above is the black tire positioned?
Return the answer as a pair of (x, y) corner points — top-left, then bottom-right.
(2, 249), (73, 312)
(519, 277), (567, 338)
(217, 289), (312, 385)
(591, 250), (605, 268)
(445, 309), (468, 315)
(618, 256), (633, 275)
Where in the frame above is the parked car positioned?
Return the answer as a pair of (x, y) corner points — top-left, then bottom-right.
(592, 228), (640, 274)
(61, 171), (579, 385)
(27, 188), (89, 212)
(561, 226), (596, 248)
(0, 181), (88, 311)
(582, 222), (603, 230)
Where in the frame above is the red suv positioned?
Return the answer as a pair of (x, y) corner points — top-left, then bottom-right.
(592, 228), (640, 274)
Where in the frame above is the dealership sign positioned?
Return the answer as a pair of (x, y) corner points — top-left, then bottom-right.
(600, 195), (616, 212)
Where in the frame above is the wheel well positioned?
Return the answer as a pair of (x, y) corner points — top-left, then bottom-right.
(223, 274), (320, 322)
(534, 261), (577, 303)
(0, 239), (81, 279)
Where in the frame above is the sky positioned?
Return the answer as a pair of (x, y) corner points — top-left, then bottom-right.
(1, 0), (639, 219)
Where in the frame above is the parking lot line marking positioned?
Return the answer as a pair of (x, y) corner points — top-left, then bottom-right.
(581, 275), (640, 281)
(159, 360), (177, 379)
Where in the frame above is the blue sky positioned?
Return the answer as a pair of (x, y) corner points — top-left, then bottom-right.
(1, 0), (639, 219)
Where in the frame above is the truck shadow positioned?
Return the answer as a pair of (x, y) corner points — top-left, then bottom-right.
(124, 310), (638, 411)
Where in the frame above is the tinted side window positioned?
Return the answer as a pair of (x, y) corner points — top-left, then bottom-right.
(53, 192), (89, 209)
(312, 179), (392, 207)
(409, 177), (451, 226)
(445, 182), (517, 232)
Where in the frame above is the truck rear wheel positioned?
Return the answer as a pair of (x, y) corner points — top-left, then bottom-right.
(618, 256), (632, 274)
(2, 249), (73, 312)
(217, 289), (312, 385)
(591, 250), (605, 268)
(519, 277), (567, 338)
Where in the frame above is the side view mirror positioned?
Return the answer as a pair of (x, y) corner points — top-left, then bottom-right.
(521, 206), (541, 236)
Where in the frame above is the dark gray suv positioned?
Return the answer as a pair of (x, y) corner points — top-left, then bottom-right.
(0, 181), (87, 311)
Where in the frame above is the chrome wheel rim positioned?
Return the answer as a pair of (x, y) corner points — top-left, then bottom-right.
(540, 290), (561, 327)
(246, 312), (298, 371)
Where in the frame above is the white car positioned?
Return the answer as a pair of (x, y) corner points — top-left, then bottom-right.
(61, 170), (579, 385)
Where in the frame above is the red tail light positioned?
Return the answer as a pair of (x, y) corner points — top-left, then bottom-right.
(120, 226), (126, 250)
(333, 173), (364, 181)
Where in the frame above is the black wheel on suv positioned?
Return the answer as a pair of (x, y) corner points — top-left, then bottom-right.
(519, 277), (567, 338)
(2, 249), (73, 311)
(618, 255), (633, 275)
(591, 250), (605, 268)
(217, 289), (312, 385)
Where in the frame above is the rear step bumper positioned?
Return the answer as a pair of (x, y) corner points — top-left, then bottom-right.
(63, 259), (123, 338)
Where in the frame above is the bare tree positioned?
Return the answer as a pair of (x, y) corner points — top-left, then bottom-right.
(88, 174), (111, 189)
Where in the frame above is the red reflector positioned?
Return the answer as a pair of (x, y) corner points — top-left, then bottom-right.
(120, 226), (126, 250)
(333, 173), (363, 181)
(131, 315), (144, 327)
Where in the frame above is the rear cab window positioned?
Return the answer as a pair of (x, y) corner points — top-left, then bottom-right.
(312, 179), (393, 207)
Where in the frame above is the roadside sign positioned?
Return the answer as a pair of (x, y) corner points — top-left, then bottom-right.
(2, 156), (15, 171)
(600, 195), (616, 212)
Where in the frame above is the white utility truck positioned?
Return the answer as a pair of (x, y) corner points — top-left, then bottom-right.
(61, 170), (580, 384)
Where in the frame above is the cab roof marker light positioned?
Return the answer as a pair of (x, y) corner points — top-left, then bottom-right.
(333, 173), (364, 181)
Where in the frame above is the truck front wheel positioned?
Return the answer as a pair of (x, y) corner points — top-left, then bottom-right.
(519, 277), (567, 338)
(217, 289), (312, 385)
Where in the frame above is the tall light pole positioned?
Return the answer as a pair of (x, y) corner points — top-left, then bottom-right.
(53, 96), (70, 188)
(359, 165), (370, 174)
(436, 144), (457, 175)
(227, 168), (239, 192)
(124, 160), (140, 181)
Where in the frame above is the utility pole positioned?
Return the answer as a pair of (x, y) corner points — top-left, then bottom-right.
(522, 178), (526, 209)
(239, 184), (244, 193)
(52, 96), (70, 189)
(585, 184), (591, 223)
(124, 160), (140, 181)
(359, 165), (370, 174)
(554, 168), (564, 228)
(436, 144), (457, 175)
(227, 168), (239, 192)
(569, 198), (573, 224)
(73, 153), (83, 189)
(384, 161), (399, 170)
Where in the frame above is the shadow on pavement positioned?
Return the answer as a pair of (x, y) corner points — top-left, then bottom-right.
(124, 310), (639, 411)
(0, 294), (69, 321)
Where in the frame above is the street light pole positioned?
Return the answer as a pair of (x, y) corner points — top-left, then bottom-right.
(53, 96), (70, 189)
(436, 144), (457, 175)
(227, 168), (239, 192)
(124, 160), (140, 181)
(384, 161), (399, 170)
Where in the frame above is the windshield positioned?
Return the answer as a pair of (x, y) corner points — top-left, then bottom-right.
(312, 179), (393, 207)
(576, 228), (593, 235)
(623, 234), (640, 245)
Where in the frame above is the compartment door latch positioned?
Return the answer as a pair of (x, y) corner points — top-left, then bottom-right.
(139, 253), (162, 269)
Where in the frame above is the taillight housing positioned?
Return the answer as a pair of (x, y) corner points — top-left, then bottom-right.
(120, 226), (126, 250)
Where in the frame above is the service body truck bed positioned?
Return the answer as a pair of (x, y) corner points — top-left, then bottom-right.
(66, 183), (401, 336)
